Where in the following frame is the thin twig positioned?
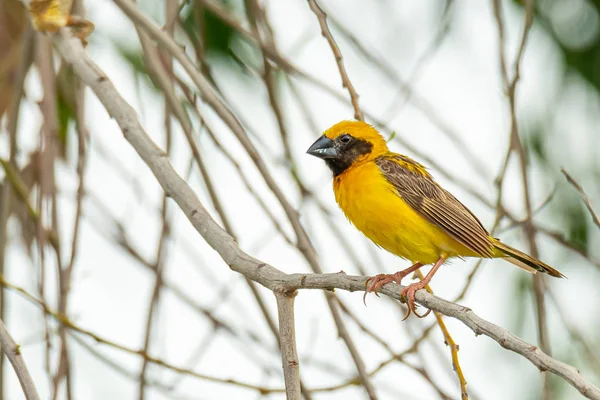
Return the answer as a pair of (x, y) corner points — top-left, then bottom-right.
(562, 168), (600, 229)
(0, 273), (286, 393)
(246, 0), (295, 166)
(200, 119), (294, 245)
(136, 13), (176, 396)
(0, 318), (40, 400)
(306, 0), (363, 121)
(112, 3), (379, 396)
(491, 3), (552, 398)
(0, 159), (59, 250)
(415, 270), (468, 400)
(69, 333), (188, 399)
(199, 0), (497, 205)
(324, 5), (489, 180)
(135, 18), (314, 396)
(546, 289), (600, 376)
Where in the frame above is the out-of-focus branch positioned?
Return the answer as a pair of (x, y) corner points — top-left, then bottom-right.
(0, 272), (284, 393)
(562, 168), (600, 229)
(5, 257), (600, 399)
(199, 0), (498, 211)
(324, 5), (489, 180)
(246, 0), (296, 167)
(135, 14), (315, 397)
(51, 28), (600, 399)
(111, 3), (378, 396)
(307, 0), (363, 121)
(69, 333), (185, 399)
(0, 159), (59, 250)
(0, 318), (40, 400)
(415, 270), (468, 400)
(200, 120), (294, 245)
(275, 289), (301, 400)
(135, 13), (175, 396)
(491, 2), (552, 398)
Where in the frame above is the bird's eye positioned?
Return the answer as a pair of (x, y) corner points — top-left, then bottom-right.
(340, 134), (352, 144)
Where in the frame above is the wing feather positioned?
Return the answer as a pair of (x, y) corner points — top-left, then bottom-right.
(376, 155), (494, 257)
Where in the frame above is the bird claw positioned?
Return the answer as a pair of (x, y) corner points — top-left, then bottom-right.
(400, 282), (431, 320)
(363, 267), (432, 320)
(363, 279), (371, 306)
(363, 274), (397, 306)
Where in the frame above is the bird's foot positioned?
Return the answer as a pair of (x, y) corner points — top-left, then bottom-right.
(399, 280), (432, 320)
(363, 270), (411, 306)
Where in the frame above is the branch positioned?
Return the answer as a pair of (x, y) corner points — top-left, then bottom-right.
(200, 0), (496, 211)
(491, 2), (552, 397)
(415, 269), (468, 399)
(0, 159), (59, 250)
(275, 289), (301, 400)
(307, 0), (363, 121)
(110, 2), (378, 395)
(0, 318), (40, 400)
(433, 312), (467, 399)
(562, 168), (600, 229)
(51, 28), (600, 400)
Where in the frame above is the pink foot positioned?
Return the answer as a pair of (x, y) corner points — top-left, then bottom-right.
(399, 280), (432, 320)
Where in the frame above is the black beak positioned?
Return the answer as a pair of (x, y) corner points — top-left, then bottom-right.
(306, 136), (338, 159)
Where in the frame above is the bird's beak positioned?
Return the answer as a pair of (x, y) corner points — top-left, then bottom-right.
(306, 136), (338, 159)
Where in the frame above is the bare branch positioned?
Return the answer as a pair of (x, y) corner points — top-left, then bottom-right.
(562, 168), (600, 229)
(306, 0), (363, 121)
(275, 289), (301, 400)
(415, 270), (468, 399)
(491, 2), (552, 397)
(0, 318), (40, 400)
(111, 3), (378, 395)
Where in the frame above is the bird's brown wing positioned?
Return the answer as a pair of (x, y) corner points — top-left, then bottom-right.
(376, 155), (495, 257)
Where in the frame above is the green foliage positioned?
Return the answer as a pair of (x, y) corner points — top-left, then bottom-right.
(56, 90), (71, 157)
(563, 197), (590, 251)
(118, 45), (148, 77)
(55, 66), (78, 160)
(181, 0), (238, 59)
(115, 45), (164, 93)
(523, 127), (547, 165)
(528, 0), (600, 92)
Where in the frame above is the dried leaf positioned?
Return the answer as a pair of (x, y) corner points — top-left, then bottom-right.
(0, 0), (30, 119)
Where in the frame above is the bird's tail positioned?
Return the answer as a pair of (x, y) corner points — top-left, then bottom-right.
(493, 241), (565, 278)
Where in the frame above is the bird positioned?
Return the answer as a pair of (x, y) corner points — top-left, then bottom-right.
(28, 0), (94, 44)
(306, 120), (564, 318)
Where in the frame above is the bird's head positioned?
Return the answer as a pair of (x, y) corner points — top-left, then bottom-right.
(306, 120), (389, 176)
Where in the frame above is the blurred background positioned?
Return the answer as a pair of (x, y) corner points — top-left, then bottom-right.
(1, 0), (600, 399)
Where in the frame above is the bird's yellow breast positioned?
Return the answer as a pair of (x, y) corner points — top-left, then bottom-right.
(333, 161), (476, 264)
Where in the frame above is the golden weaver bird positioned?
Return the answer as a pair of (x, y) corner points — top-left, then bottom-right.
(307, 121), (564, 318)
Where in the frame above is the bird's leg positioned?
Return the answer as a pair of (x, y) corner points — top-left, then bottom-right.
(363, 262), (424, 305)
(400, 256), (447, 320)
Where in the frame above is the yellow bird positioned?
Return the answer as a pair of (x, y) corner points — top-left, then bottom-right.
(28, 0), (94, 43)
(307, 121), (564, 318)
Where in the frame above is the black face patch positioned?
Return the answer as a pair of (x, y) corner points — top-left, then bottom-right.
(325, 134), (373, 176)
